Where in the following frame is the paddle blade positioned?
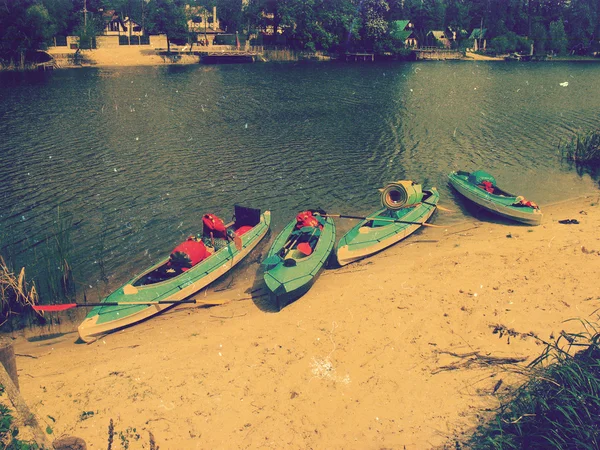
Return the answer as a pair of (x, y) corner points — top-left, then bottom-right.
(261, 255), (282, 268)
(421, 222), (442, 228)
(33, 303), (79, 312)
(297, 242), (313, 256)
(233, 233), (243, 251)
(436, 205), (454, 212)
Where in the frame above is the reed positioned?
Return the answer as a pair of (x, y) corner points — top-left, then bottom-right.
(36, 207), (76, 306)
(0, 256), (39, 327)
(559, 130), (600, 166)
(465, 319), (600, 449)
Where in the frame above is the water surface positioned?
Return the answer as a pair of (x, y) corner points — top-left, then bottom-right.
(1, 61), (598, 296)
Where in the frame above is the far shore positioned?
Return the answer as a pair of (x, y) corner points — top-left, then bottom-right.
(0, 45), (594, 71)
(8, 193), (600, 449)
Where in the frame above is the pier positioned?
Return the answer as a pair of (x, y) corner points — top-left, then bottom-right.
(343, 53), (375, 62)
(413, 48), (464, 60)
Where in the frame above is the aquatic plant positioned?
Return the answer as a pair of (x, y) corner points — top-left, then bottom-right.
(559, 130), (600, 167)
(35, 207), (76, 307)
(465, 320), (600, 449)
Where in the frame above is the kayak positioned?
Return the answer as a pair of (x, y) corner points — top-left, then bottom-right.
(263, 210), (335, 310)
(336, 187), (440, 266)
(448, 170), (542, 225)
(78, 206), (271, 342)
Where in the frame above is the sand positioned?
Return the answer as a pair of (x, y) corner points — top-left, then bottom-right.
(8, 193), (600, 449)
(48, 46), (215, 68)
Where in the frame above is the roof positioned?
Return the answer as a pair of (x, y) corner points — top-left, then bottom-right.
(469, 28), (487, 39)
(428, 30), (447, 40)
(394, 20), (410, 31)
(390, 21), (414, 41)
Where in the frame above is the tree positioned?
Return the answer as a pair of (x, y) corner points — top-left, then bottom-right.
(146, 0), (188, 52)
(530, 21), (547, 54)
(359, 0), (389, 50)
(548, 19), (567, 54)
(0, 0), (56, 65)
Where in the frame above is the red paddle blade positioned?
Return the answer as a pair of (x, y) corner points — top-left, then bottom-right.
(297, 242), (313, 256)
(33, 303), (78, 312)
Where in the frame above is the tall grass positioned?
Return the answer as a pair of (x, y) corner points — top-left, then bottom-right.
(466, 319), (600, 449)
(559, 130), (600, 166)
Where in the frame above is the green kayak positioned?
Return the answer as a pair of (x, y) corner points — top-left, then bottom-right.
(78, 206), (271, 342)
(336, 187), (439, 266)
(263, 210), (335, 310)
(448, 170), (542, 226)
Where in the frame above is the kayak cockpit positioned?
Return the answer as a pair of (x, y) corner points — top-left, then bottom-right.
(133, 205), (263, 287)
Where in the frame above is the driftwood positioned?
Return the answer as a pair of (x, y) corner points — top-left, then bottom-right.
(0, 338), (19, 389)
(432, 350), (528, 375)
(0, 358), (54, 448)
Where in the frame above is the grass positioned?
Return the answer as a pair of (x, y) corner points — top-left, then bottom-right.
(464, 319), (600, 449)
(559, 130), (600, 167)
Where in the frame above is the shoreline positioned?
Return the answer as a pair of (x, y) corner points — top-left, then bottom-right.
(3, 46), (599, 72)
(10, 192), (600, 448)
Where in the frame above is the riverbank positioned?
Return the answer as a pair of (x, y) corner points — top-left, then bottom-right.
(9, 193), (600, 449)
(0, 46), (593, 70)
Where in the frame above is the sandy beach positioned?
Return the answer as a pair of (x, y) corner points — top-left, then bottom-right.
(5, 192), (598, 449)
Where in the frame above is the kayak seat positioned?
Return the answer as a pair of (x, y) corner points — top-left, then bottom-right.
(235, 225), (253, 235)
(289, 249), (309, 260)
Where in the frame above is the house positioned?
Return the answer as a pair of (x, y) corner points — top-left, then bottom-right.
(427, 30), (451, 48)
(185, 5), (224, 44)
(445, 26), (467, 45)
(469, 28), (487, 51)
(102, 10), (143, 36)
(390, 20), (418, 48)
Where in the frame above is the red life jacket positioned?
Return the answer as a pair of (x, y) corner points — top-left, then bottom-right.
(203, 214), (227, 238)
(169, 238), (207, 272)
(480, 180), (494, 193)
(295, 210), (320, 229)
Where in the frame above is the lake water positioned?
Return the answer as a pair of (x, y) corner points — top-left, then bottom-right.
(1, 61), (599, 299)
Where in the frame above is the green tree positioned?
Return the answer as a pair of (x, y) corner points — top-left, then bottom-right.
(146, 0), (188, 52)
(548, 18), (567, 55)
(274, 0), (355, 51)
(530, 21), (547, 54)
(359, 0), (389, 49)
(564, 0), (598, 53)
(0, 0), (56, 64)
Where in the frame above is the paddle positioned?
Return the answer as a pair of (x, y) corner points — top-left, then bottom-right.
(261, 226), (315, 268)
(297, 242), (313, 256)
(422, 201), (454, 212)
(222, 221), (243, 251)
(33, 297), (228, 312)
(324, 214), (441, 228)
(296, 226), (320, 256)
